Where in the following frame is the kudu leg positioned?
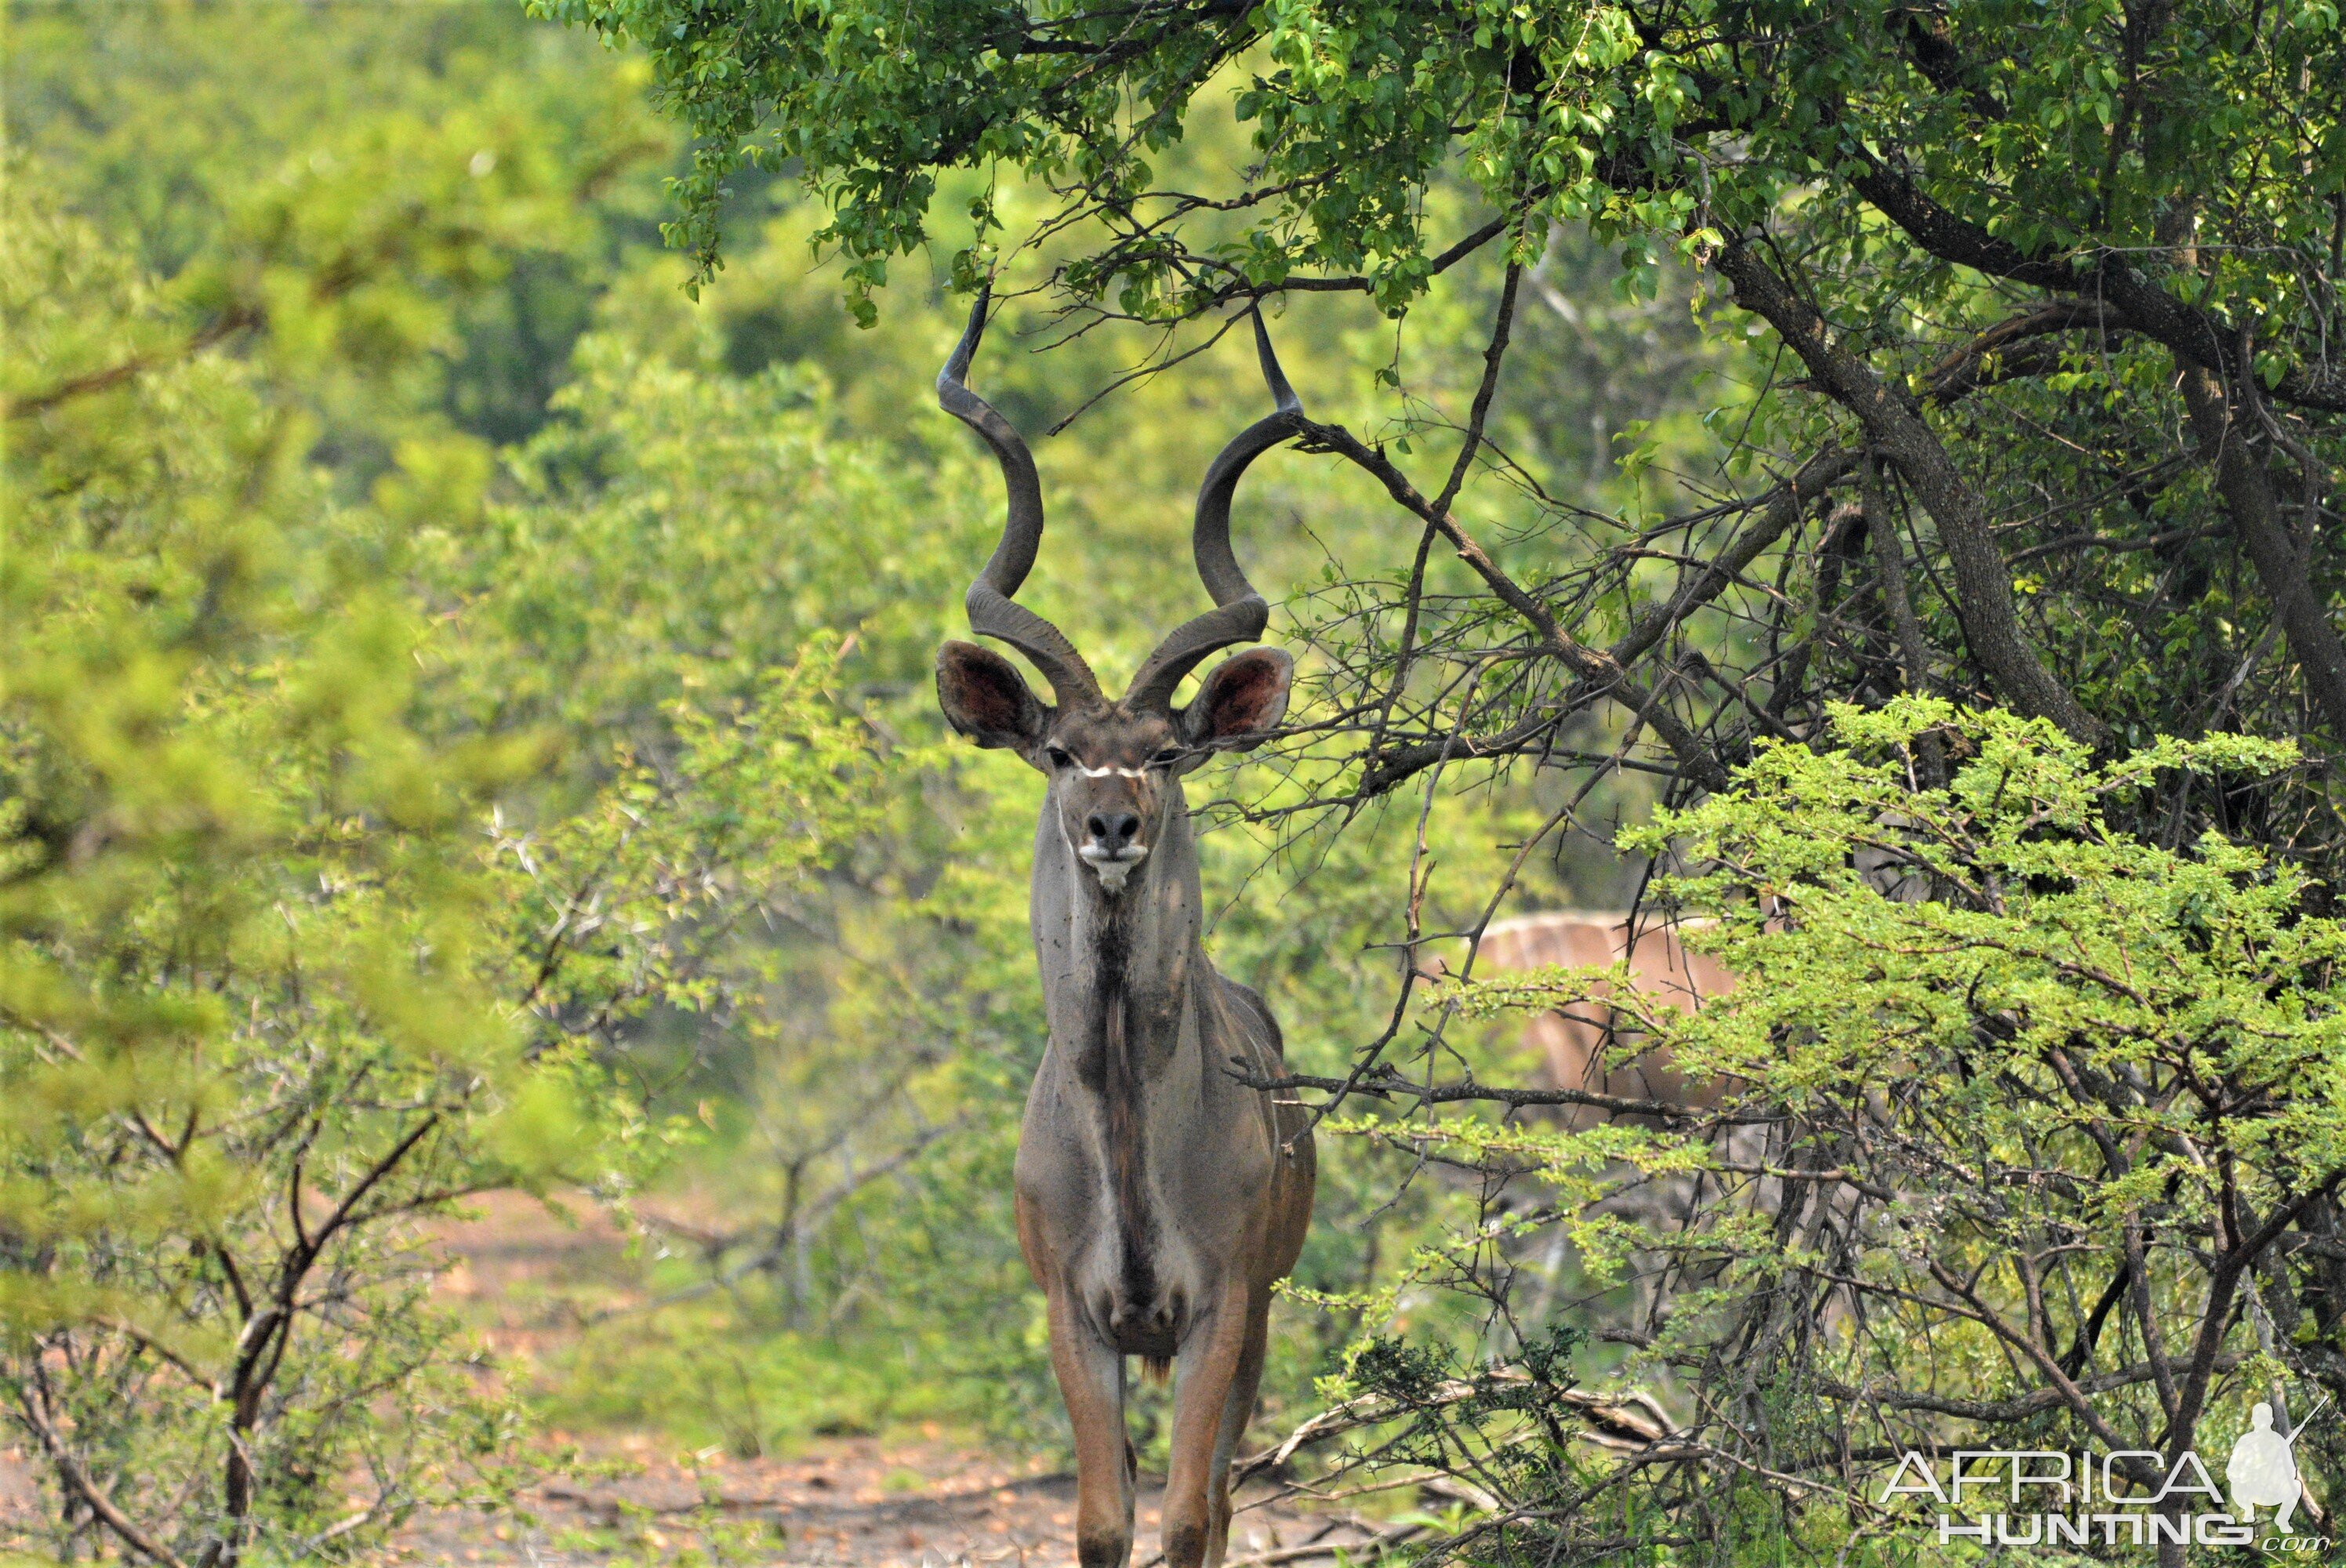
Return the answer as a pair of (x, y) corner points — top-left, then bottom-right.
(1047, 1290), (1134, 1568)
(1203, 1291), (1270, 1567)
(1160, 1283), (1253, 1568)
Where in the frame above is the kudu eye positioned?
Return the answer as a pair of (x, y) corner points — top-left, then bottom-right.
(1149, 747), (1184, 768)
(1044, 745), (1074, 770)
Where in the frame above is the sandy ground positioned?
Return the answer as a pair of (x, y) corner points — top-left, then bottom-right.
(1, 1432), (1389, 1567)
(382, 1435), (1385, 1566)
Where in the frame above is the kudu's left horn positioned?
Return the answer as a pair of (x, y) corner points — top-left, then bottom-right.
(1124, 307), (1304, 711)
(939, 286), (1102, 706)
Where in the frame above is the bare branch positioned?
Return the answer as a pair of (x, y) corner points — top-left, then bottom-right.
(1713, 238), (2104, 744)
(17, 1367), (193, 1568)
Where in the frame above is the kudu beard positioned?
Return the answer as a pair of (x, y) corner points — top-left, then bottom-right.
(1079, 908), (1171, 1371)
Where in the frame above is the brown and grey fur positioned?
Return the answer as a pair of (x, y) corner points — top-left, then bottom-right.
(1464, 912), (1736, 1123)
(930, 292), (1316, 1568)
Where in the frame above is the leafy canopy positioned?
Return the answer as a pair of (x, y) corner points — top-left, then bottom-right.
(538, 0), (2340, 359)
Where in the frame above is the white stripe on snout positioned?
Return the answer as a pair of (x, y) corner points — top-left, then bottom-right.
(1078, 765), (1148, 779)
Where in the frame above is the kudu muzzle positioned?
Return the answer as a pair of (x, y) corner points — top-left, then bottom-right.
(1077, 800), (1147, 893)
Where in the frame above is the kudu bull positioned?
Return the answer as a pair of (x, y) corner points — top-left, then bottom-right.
(931, 293), (1316, 1568)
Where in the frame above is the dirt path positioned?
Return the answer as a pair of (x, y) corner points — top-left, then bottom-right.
(5, 1431), (1389, 1568)
(4, 1435), (1386, 1567)
(404, 1196), (1392, 1565)
(387, 1436), (1385, 1566)
(2, 1195), (1393, 1566)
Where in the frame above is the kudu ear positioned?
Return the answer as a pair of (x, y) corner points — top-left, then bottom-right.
(937, 641), (1048, 756)
(1180, 648), (1293, 752)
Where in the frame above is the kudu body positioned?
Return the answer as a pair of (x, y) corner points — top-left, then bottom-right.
(931, 295), (1315, 1568)
(1469, 913), (1735, 1123)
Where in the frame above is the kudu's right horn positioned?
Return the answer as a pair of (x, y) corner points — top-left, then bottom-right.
(938, 286), (1102, 706)
(1124, 307), (1304, 711)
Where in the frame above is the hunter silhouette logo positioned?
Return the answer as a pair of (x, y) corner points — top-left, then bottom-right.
(2229, 1396), (2329, 1534)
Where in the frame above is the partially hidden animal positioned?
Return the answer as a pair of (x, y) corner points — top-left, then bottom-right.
(1457, 913), (1737, 1123)
(931, 292), (1316, 1568)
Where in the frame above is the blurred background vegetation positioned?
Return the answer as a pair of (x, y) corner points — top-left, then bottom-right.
(2, 4), (1741, 1556)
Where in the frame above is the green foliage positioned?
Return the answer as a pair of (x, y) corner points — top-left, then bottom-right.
(1625, 702), (2344, 1225)
(535, 0), (2341, 347)
(0, 15), (891, 1558)
(6, 2), (1757, 1547)
(7, 0), (671, 452)
(533, 0), (2346, 817)
(1345, 702), (2346, 1559)
(4, 188), (539, 1560)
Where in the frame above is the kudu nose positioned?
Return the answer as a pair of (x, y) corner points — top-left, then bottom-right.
(1086, 812), (1142, 851)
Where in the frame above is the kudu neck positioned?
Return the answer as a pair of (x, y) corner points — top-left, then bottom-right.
(1033, 793), (1209, 1068)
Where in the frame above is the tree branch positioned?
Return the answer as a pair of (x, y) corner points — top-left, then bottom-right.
(1713, 239), (2105, 744)
(4, 310), (260, 422)
(1918, 299), (2120, 404)
(2174, 358), (2346, 737)
(1229, 1065), (1779, 1126)
(1608, 447), (1857, 671)
(1841, 148), (2346, 413)
(17, 1366), (193, 1568)
(1295, 417), (1732, 792)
